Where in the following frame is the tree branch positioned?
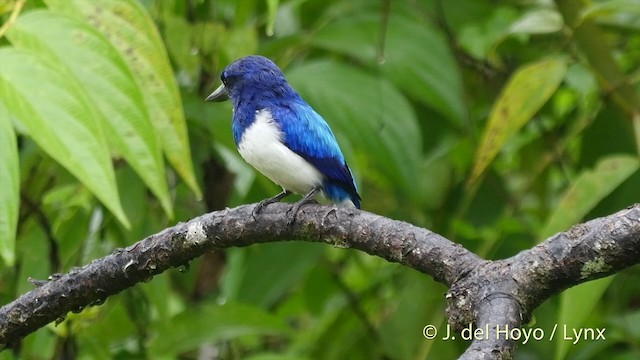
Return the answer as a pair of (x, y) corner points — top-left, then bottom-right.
(0, 203), (480, 348)
(451, 204), (640, 359)
(0, 203), (638, 359)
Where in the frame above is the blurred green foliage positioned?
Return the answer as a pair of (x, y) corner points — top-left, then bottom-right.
(1, 0), (640, 358)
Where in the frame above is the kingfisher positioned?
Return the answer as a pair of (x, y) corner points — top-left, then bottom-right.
(206, 55), (361, 216)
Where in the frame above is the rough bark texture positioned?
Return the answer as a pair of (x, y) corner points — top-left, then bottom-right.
(0, 203), (639, 359)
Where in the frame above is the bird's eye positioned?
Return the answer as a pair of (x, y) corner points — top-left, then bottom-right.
(222, 74), (242, 88)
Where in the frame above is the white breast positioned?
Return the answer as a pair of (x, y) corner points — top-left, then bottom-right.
(237, 109), (323, 194)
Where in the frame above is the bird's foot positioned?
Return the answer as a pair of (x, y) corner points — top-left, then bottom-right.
(286, 187), (321, 225)
(286, 198), (318, 225)
(252, 190), (291, 219)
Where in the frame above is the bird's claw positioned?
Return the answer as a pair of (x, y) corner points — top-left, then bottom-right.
(286, 198), (318, 225)
(251, 201), (267, 220)
(252, 190), (292, 220)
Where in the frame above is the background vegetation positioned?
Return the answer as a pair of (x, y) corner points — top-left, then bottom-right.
(1, 0), (639, 358)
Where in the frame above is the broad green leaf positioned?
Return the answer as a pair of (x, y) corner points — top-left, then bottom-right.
(539, 154), (639, 360)
(379, 271), (444, 359)
(15, 223), (56, 359)
(287, 60), (423, 202)
(149, 302), (290, 357)
(609, 309), (640, 339)
(223, 243), (324, 307)
(162, 15), (200, 85)
(0, 48), (129, 227)
(9, 10), (173, 217)
(554, 278), (611, 360)
(458, 7), (519, 63)
(468, 58), (567, 187)
(45, 0), (202, 198)
(508, 8), (563, 35)
(581, 0), (640, 21)
(74, 297), (138, 355)
(289, 274), (381, 359)
(312, 9), (467, 126)
(540, 154), (639, 239)
(0, 109), (19, 266)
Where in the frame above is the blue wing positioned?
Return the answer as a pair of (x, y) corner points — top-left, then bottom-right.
(270, 101), (361, 208)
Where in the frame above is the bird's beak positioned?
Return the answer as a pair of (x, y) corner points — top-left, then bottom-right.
(205, 84), (229, 102)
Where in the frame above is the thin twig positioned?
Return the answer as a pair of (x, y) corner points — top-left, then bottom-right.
(0, 0), (26, 39)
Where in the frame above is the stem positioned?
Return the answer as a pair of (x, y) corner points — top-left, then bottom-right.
(0, 0), (26, 39)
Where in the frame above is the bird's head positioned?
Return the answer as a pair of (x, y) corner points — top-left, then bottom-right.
(206, 55), (297, 107)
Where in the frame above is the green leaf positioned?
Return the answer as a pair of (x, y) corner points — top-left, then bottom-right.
(149, 302), (290, 357)
(0, 48), (129, 227)
(554, 278), (612, 360)
(223, 243), (324, 307)
(312, 8), (467, 126)
(74, 298), (138, 355)
(45, 0), (202, 199)
(458, 7), (519, 62)
(162, 15), (200, 84)
(265, 0), (279, 36)
(222, 25), (259, 61)
(540, 154), (639, 239)
(469, 58), (567, 187)
(0, 109), (19, 266)
(287, 60), (423, 202)
(379, 271), (444, 359)
(539, 154), (639, 360)
(581, 0), (640, 20)
(508, 8), (563, 35)
(9, 10), (173, 217)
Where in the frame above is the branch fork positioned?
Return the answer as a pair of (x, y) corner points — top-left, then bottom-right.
(0, 203), (638, 359)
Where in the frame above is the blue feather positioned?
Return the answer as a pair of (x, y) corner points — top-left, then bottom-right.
(271, 103), (360, 206)
(207, 55), (361, 209)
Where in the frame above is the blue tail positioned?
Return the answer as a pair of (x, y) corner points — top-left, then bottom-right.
(323, 182), (361, 209)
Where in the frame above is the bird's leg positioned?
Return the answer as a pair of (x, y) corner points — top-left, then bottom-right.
(253, 190), (292, 219)
(287, 187), (321, 223)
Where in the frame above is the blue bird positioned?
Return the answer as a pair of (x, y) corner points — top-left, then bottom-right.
(206, 55), (361, 215)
